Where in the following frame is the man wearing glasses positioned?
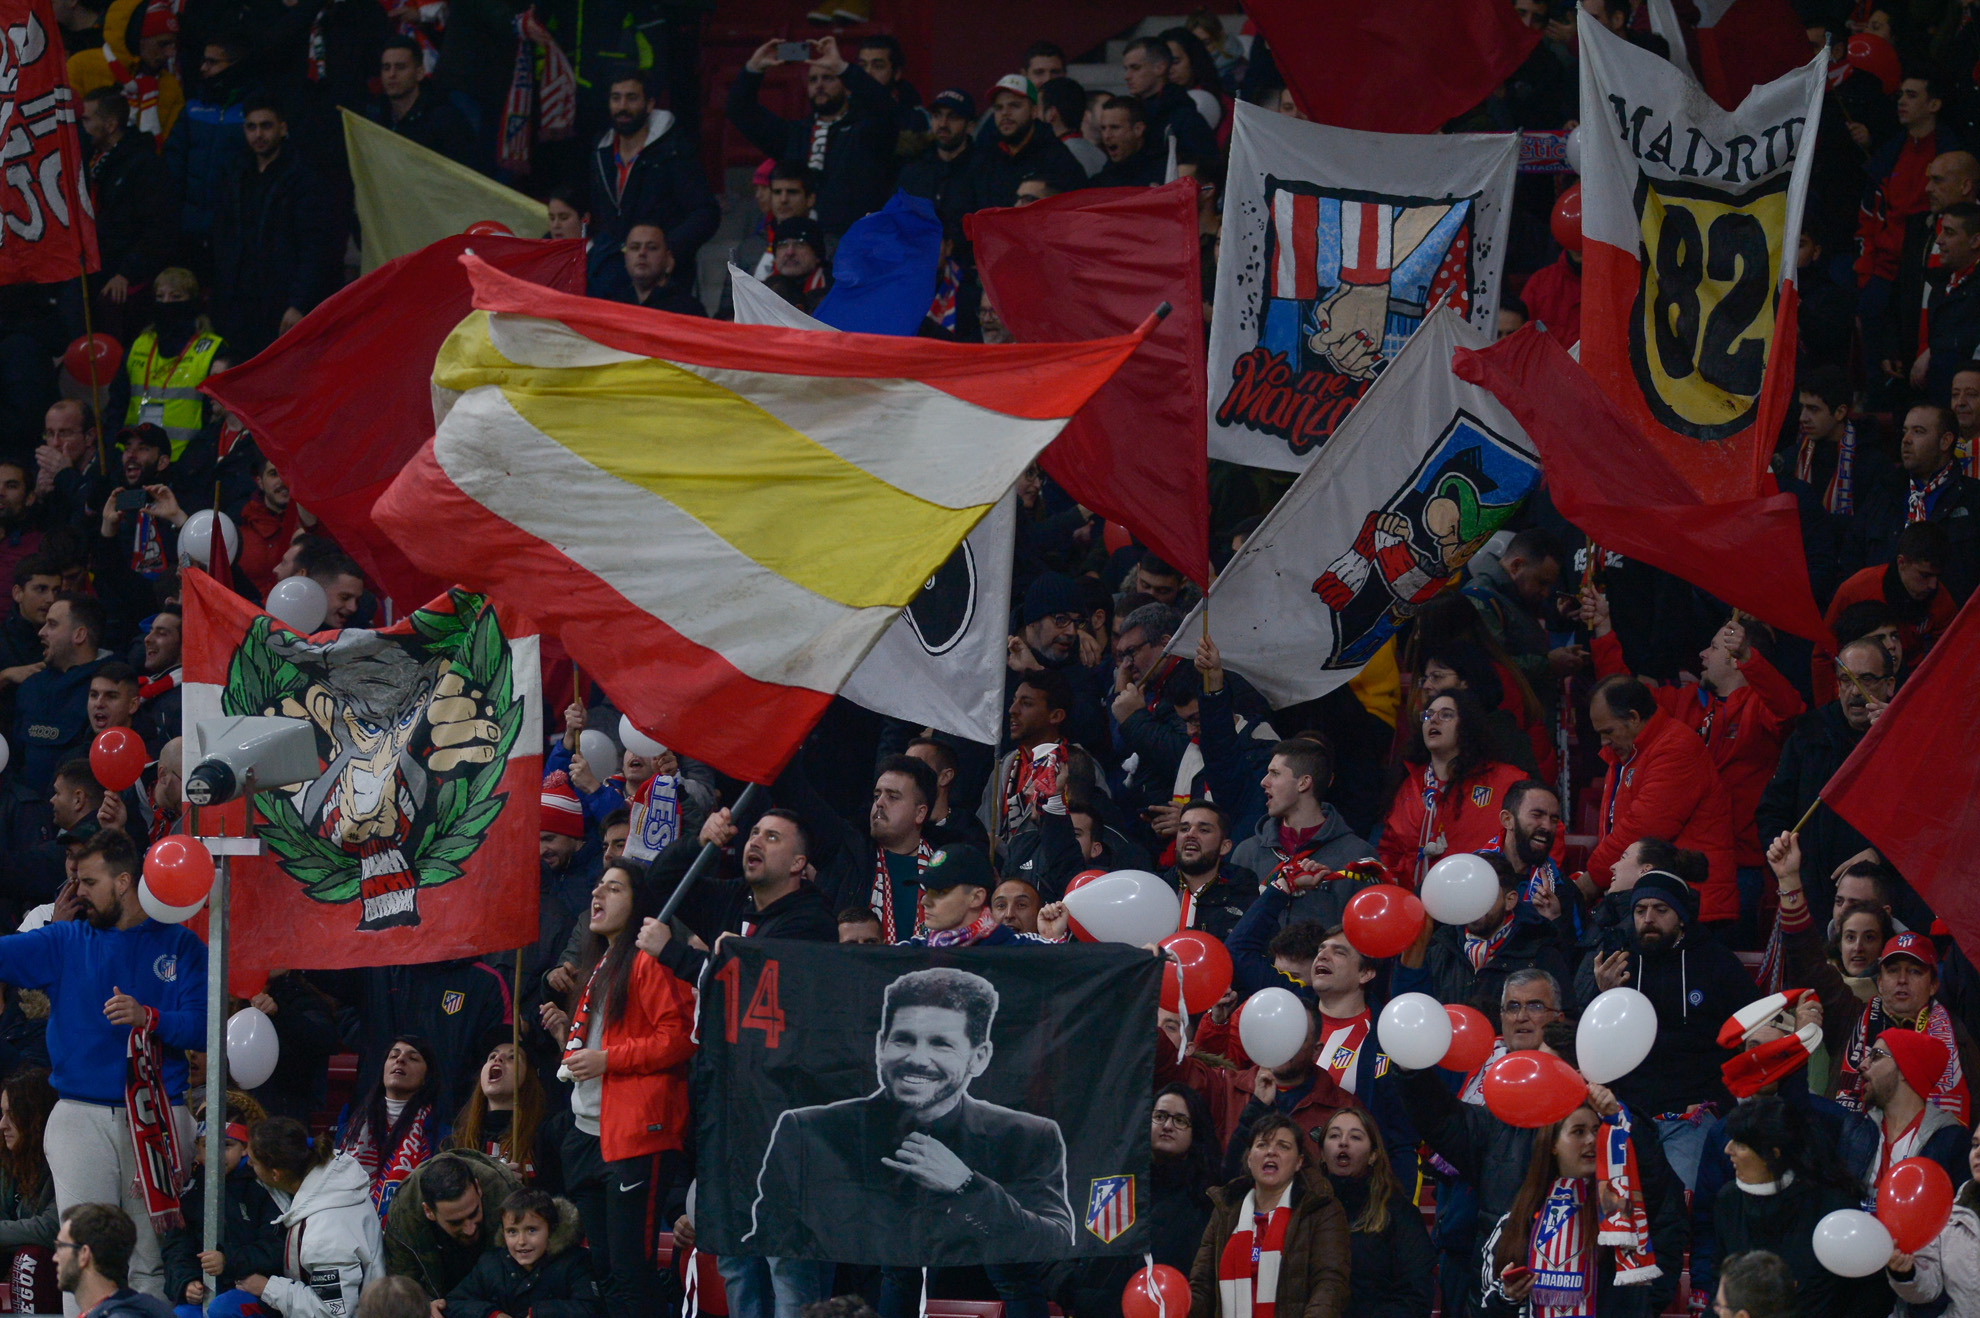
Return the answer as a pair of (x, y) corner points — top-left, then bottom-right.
(56, 1203), (173, 1318)
(1757, 637), (1897, 921)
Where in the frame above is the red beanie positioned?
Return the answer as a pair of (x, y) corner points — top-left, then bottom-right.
(140, 1), (177, 40)
(1881, 1028), (1951, 1102)
(540, 771), (584, 839)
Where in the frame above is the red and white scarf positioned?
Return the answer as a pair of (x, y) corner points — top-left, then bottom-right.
(1597, 1108), (1660, 1284)
(871, 840), (933, 943)
(1464, 916), (1516, 971)
(126, 1006), (187, 1231)
(100, 44), (162, 137)
(1909, 463), (1957, 524)
(138, 665), (180, 702)
(999, 743), (1062, 844)
(562, 960), (603, 1065)
(924, 907), (999, 949)
(342, 1103), (435, 1218)
(1216, 1191), (1291, 1318)
(497, 9), (575, 173)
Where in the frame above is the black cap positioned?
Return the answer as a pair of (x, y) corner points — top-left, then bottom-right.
(930, 88), (976, 119)
(773, 216), (827, 260)
(916, 845), (995, 892)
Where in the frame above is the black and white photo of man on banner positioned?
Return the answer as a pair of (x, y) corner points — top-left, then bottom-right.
(693, 939), (1159, 1268)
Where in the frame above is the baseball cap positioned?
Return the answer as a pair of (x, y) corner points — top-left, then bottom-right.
(1880, 932), (1938, 973)
(773, 216), (827, 260)
(986, 74), (1037, 106)
(916, 845), (995, 892)
(930, 88), (976, 119)
(752, 158), (776, 187)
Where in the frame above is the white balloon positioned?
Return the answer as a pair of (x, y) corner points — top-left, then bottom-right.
(1060, 870), (1180, 947)
(226, 1006), (281, 1089)
(138, 876), (205, 924)
(1378, 992), (1455, 1070)
(1576, 986), (1658, 1084)
(578, 729), (620, 779)
(1420, 853), (1501, 925)
(1237, 987), (1309, 1070)
(177, 510), (240, 570)
(1813, 1209), (1893, 1278)
(684, 1181), (696, 1223)
(619, 716), (666, 759)
(1565, 124), (1585, 175)
(0, 734), (12, 777)
(265, 575), (329, 633)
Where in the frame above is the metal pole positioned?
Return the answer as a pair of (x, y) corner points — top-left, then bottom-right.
(201, 853), (229, 1312)
(656, 782), (764, 924)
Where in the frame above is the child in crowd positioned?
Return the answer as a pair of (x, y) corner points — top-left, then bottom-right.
(444, 1188), (600, 1318)
(164, 1095), (282, 1318)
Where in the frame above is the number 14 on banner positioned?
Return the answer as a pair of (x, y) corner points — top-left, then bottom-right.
(714, 958), (786, 1048)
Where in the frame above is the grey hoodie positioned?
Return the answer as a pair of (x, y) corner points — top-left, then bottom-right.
(1228, 806), (1373, 930)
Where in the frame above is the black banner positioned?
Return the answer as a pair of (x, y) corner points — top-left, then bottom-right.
(693, 939), (1160, 1267)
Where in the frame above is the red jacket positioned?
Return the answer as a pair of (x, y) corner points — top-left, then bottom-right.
(235, 496), (299, 597)
(1587, 708), (1738, 921)
(1377, 760), (1532, 887)
(598, 955), (697, 1161)
(1592, 632), (1803, 866)
(1811, 563), (1955, 703)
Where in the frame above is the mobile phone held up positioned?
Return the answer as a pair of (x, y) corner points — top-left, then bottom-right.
(776, 40), (812, 63)
(114, 487), (148, 513)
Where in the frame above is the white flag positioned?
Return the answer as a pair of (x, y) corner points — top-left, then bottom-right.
(729, 265), (1016, 744)
(1207, 101), (1518, 472)
(1174, 307), (1540, 706)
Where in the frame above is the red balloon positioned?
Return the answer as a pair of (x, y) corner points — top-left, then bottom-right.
(1103, 521), (1132, 555)
(63, 333), (123, 388)
(1878, 1157), (1956, 1253)
(1551, 183), (1583, 255)
(1122, 1264), (1190, 1318)
(89, 727), (148, 792)
(1846, 32), (1902, 95)
(1342, 884), (1425, 959)
(1160, 930), (1235, 1014)
(144, 836), (216, 908)
(1065, 869), (1106, 943)
(463, 220), (514, 237)
(1481, 1050), (1588, 1128)
(1441, 1005), (1496, 1074)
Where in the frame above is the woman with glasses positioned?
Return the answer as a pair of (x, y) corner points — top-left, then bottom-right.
(1377, 690), (1533, 887)
(1319, 1110), (1432, 1318)
(1889, 1124), (1980, 1316)
(1711, 1097), (1886, 1318)
(1066, 1085), (1218, 1318)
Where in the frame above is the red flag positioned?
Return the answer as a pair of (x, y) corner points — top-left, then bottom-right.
(0, 0), (98, 285)
(182, 569), (543, 977)
(1692, 0), (1813, 110)
(966, 181), (1210, 585)
(202, 234), (584, 607)
(1247, 0), (1540, 135)
(1454, 326), (1827, 641)
(1822, 590), (1980, 951)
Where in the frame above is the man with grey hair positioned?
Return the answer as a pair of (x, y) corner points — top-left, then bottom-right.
(1110, 600), (1192, 820)
(746, 966), (1073, 1264)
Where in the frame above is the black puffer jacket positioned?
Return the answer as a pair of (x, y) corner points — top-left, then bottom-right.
(1327, 1172), (1435, 1318)
(446, 1196), (600, 1318)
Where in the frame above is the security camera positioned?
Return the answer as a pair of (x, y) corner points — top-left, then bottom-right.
(184, 716), (321, 807)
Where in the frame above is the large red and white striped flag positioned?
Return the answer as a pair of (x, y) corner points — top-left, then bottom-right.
(374, 255), (1158, 784)
(1577, 13), (1824, 503)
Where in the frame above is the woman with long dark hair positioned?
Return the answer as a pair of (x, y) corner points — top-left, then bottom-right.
(542, 862), (694, 1318)
(1377, 690), (1531, 886)
(0, 1068), (57, 1309)
(1715, 1097), (1887, 1318)
(335, 1035), (447, 1219)
(1320, 1109), (1433, 1318)
(1161, 26), (1230, 132)
(450, 1041), (566, 1192)
(1068, 1085), (1219, 1317)
(1188, 1112), (1349, 1318)
(1480, 1095), (1667, 1318)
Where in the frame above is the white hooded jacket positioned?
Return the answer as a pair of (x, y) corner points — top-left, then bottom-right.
(259, 1153), (386, 1318)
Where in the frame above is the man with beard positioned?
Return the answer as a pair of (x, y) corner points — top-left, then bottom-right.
(0, 830), (204, 1300)
(771, 751), (941, 945)
(745, 966), (1074, 1263)
(1587, 870), (1760, 1189)
(965, 77), (1083, 213)
(981, 672), (1070, 862)
(1482, 778), (1563, 898)
(898, 89), (977, 242)
(1837, 1029), (1969, 1197)
(56, 1204), (173, 1318)
(236, 455), (298, 596)
(1165, 800), (1255, 940)
(636, 806), (835, 986)
(587, 73), (717, 299)
(133, 610), (180, 754)
(1395, 851), (1576, 1020)
(729, 35), (896, 240)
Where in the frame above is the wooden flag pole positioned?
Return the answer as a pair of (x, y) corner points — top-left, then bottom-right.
(1789, 796), (1823, 835)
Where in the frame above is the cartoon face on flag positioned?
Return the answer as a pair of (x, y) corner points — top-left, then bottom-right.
(1311, 411), (1538, 669)
(1220, 183), (1479, 456)
(1209, 103), (1517, 473)
(183, 570), (543, 977)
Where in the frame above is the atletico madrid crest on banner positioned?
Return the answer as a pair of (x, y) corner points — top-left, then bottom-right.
(1085, 1175), (1136, 1243)
(183, 570), (542, 975)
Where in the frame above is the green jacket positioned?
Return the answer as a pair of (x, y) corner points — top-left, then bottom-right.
(382, 1151), (522, 1298)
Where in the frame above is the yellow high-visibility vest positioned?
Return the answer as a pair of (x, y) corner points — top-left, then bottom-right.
(125, 329), (223, 459)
